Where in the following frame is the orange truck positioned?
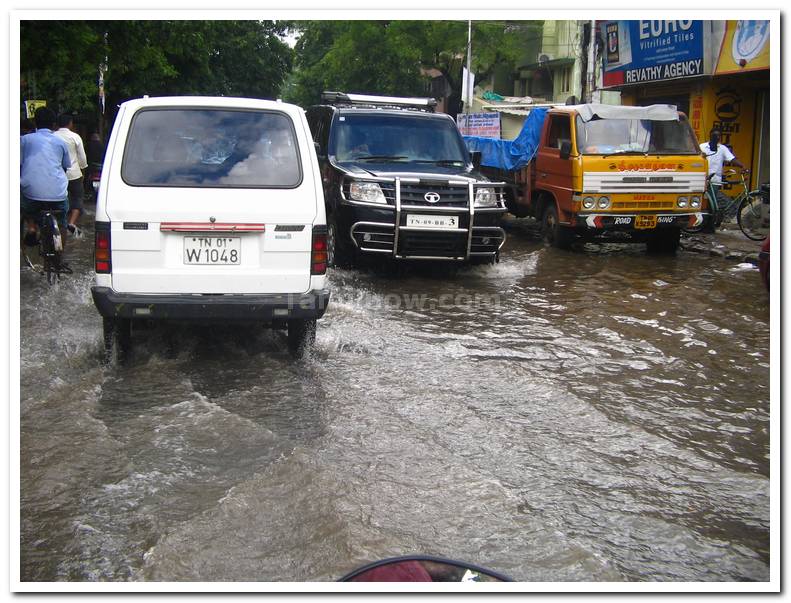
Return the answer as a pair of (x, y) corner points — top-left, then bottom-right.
(469, 103), (709, 252)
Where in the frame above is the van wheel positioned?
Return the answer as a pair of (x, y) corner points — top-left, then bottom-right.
(287, 318), (316, 358)
(646, 228), (681, 254)
(542, 203), (575, 249)
(103, 317), (132, 365)
(327, 214), (354, 268)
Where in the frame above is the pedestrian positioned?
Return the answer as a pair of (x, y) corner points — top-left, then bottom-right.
(699, 128), (746, 230)
(20, 106), (71, 248)
(55, 113), (88, 237)
(21, 118), (35, 136)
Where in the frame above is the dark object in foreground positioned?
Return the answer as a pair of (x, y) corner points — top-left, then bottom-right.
(339, 555), (512, 582)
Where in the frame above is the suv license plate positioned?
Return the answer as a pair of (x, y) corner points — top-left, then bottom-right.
(406, 214), (459, 229)
(635, 215), (657, 230)
(184, 236), (241, 265)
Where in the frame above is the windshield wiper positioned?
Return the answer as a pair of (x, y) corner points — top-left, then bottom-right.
(413, 159), (465, 166)
(356, 155), (408, 162)
(602, 150), (649, 158)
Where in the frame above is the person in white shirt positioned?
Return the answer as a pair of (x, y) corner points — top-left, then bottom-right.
(699, 128), (746, 231)
(55, 114), (88, 237)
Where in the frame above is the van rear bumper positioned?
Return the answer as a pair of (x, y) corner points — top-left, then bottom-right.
(91, 287), (330, 322)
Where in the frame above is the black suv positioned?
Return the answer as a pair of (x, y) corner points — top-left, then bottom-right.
(306, 92), (507, 265)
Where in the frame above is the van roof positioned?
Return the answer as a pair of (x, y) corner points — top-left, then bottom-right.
(119, 96), (302, 115)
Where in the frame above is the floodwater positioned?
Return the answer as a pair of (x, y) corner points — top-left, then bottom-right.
(19, 212), (770, 582)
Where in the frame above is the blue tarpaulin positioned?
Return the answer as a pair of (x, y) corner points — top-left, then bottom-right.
(463, 107), (548, 172)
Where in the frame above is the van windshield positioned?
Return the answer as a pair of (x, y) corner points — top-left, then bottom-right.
(331, 113), (468, 166)
(575, 116), (699, 155)
(122, 109), (302, 187)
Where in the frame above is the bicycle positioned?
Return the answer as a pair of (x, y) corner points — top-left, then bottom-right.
(684, 169), (768, 240)
(737, 181), (769, 241)
(21, 204), (73, 284)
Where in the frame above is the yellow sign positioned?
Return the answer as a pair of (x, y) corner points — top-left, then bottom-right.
(715, 20), (770, 74)
(24, 100), (47, 119)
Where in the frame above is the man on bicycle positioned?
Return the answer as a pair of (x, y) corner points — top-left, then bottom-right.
(20, 106), (71, 247)
(700, 128), (746, 229)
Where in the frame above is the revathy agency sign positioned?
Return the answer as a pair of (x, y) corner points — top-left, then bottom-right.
(603, 20), (704, 87)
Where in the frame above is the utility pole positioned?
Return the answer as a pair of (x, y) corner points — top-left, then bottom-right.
(586, 19), (596, 103)
(466, 20), (473, 112)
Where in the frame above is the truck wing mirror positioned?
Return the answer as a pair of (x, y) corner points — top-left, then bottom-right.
(470, 151), (482, 170)
(559, 141), (572, 160)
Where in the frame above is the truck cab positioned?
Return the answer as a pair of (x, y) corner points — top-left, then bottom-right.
(508, 104), (708, 252)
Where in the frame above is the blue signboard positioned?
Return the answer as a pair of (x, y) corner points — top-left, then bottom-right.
(603, 20), (704, 87)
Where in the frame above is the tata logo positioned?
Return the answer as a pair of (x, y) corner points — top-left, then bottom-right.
(424, 192), (441, 204)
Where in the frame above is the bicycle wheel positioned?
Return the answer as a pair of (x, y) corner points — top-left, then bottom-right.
(737, 193), (768, 241)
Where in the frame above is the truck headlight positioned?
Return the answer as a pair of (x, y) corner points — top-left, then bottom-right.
(474, 187), (498, 208)
(597, 196), (610, 209)
(349, 181), (386, 204)
(677, 196), (688, 208)
(582, 196), (596, 210)
(690, 196), (701, 208)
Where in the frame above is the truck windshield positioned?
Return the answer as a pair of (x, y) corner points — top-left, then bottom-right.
(331, 113), (468, 165)
(575, 116), (699, 155)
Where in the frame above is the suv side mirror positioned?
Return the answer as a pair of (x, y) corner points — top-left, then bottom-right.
(470, 151), (482, 170)
(559, 141), (572, 160)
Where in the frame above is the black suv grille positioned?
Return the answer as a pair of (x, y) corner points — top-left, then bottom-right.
(380, 182), (470, 207)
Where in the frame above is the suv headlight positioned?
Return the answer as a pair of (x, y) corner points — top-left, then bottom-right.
(677, 196), (688, 208)
(582, 196), (596, 210)
(690, 196), (701, 209)
(474, 187), (498, 208)
(597, 196), (610, 209)
(349, 181), (386, 204)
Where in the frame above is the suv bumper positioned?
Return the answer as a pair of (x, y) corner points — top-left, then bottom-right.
(91, 287), (330, 322)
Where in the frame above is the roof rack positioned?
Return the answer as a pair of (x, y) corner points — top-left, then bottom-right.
(321, 91), (437, 113)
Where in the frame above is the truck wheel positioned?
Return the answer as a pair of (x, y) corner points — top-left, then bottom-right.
(287, 318), (316, 358)
(646, 228), (681, 254)
(542, 204), (575, 249)
(102, 317), (132, 365)
(327, 213), (354, 268)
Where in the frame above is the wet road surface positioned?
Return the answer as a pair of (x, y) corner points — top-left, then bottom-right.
(19, 212), (770, 582)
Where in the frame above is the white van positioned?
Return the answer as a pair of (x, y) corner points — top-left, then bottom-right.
(91, 96), (329, 359)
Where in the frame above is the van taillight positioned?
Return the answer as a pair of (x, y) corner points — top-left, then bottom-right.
(311, 226), (328, 275)
(95, 222), (111, 273)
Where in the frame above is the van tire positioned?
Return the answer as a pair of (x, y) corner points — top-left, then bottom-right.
(646, 228), (681, 254)
(327, 213), (354, 268)
(287, 318), (316, 358)
(103, 317), (132, 365)
(542, 203), (575, 249)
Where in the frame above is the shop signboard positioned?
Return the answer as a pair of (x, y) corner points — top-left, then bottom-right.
(715, 20), (769, 74)
(603, 20), (704, 87)
(457, 113), (501, 139)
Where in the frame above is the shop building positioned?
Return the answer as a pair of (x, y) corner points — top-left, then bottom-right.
(601, 19), (771, 192)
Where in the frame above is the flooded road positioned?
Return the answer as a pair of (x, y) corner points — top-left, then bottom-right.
(19, 213), (770, 582)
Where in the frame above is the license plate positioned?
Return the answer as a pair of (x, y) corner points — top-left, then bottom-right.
(406, 214), (460, 229)
(635, 215), (657, 230)
(183, 236), (241, 265)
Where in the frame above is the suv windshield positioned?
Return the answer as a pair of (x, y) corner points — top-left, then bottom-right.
(330, 113), (468, 165)
(122, 108), (301, 187)
(575, 116), (699, 155)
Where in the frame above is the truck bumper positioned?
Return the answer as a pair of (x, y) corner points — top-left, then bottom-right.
(91, 287), (330, 322)
(575, 212), (705, 231)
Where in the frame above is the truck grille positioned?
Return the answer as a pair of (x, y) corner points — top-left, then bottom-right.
(610, 201), (676, 210)
(583, 171), (706, 193)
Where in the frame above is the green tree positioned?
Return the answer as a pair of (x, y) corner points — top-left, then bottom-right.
(285, 20), (539, 113)
(20, 20), (293, 126)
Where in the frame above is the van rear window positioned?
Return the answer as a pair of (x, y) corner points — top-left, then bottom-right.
(121, 108), (302, 188)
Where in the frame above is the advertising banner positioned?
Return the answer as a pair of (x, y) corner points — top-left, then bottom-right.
(457, 113), (501, 139)
(603, 20), (704, 87)
(24, 100), (47, 119)
(715, 20), (769, 74)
